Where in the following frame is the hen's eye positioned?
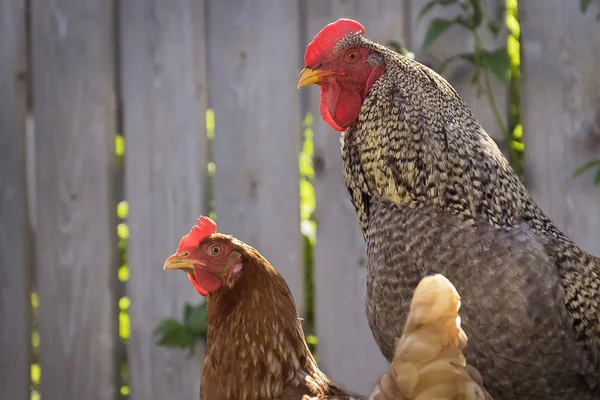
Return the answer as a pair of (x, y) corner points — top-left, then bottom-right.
(208, 244), (223, 256)
(344, 49), (360, 63)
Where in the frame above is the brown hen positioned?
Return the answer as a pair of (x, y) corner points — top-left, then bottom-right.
(163, 216), (361, 400)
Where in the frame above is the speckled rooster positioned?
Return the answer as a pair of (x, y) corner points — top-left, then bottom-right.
(298, 18), (600, 400)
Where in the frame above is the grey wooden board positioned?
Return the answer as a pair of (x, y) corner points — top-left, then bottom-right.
(303, 0), (409, 394)
(520, 1), (600, 255)
(410, 0), (509, 144)
(206, 0), (304, 314)
(0, 0), (31, 398)
(30, 0), (119, 397)
(119, 0), (207, 398)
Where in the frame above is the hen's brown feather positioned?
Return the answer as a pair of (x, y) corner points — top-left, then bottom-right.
(199, 234), (356, 400)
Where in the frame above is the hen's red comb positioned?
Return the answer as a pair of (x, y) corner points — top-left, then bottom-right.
(305, 18), (365, 67)
(176, 216), (217, 252)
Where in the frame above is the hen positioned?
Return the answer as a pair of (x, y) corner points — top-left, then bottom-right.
(368, 274), (492, 400)
(298, 18), (600, 399)
(306, 274), (492, 400)
(163, 216), (361, 400)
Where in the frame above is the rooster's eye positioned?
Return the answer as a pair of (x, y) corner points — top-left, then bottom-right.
(208, 244), (223, 256)
(344, 49), (360, 63)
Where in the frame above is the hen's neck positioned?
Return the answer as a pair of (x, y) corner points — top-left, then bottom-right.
(202, 251), (327, 399)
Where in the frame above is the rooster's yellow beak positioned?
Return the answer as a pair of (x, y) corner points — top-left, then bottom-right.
(297, 67), (334, 88)
(163, 254), (195, 273)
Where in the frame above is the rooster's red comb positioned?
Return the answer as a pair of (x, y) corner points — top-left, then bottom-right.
(305, 18), (365, 67)
(176, 216), (217, 252)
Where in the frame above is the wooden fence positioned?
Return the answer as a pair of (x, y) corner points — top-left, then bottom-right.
(1, 1), (599, 399)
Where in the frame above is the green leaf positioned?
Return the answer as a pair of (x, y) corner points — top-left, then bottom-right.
(119, 311), (130, 339)
(117, 222), (129, 239)
(183, 303), (194, 325)
(418, 0), (440, 21)
(470, 68), (480, 84)
(31, 292), (39, 308)
(31, 363), (41, 385)
(450, 15), (468, 30)
(469, 0), (483, 29)
(573, 159), (600, 178)
(482, 48), (510, 83)
(302, 129), (314, 156)
(118, 265), (129, 282)
(387, 40), (408, 55)
(303, 112), (313, 127)
(184, 302), (208, 336)
(511, 141), (524, 152)
(512, 124), (523, 139)
(306, 334), (318, 345)
(581, 0), (592, 12)
(119, 296), (130, 311)
(457, 52), (478, 65)
(300, 179), (316, 220)
(154, 319), (182, 337)
(117, 201), (129, 219)
(153, 319), (196, 348)
(455, 48), (510, 83)
(487, 20), (501, 37)
(115, 135), (125, 157)
(436, 54), (460, 75)
(421, 19), (455, 52)
(206, 109), (215, 140)
(417, 0), (460, 21)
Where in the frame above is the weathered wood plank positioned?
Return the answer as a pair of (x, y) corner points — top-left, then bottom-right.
(520, 1), (600, 254)
(0, 0), (31, 398)
(207, 0), (304, 313)
(410, 0), (509, 143)
(303, 1), (406, 394)
(30, 0), (119, 398)
(119, 0), (207, 398)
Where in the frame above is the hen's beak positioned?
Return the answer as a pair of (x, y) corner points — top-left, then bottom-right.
(297, 67), (334, 88)
(163, 254), (196, 273)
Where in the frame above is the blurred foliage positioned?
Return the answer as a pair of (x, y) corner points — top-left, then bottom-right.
(576, 1), (600, 183)
(419, 0), (599, 184)
(574, 160), (600, 185)
(31, 293), (40, 399)
(505, 0), (523, 179)
(206, 109), (217, 221)
(153, 302), (208, 356)
(418, 0), (513, 165)
(300, 113), (318, 356)
(581, 0), (600, 21)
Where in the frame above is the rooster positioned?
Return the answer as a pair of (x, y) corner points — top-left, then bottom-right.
(298, 18), (600, 399)
(163, 216), (360, 400)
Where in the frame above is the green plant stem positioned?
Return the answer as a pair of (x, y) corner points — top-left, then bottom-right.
(474, 31), (509, 141)
(482, 66), (508, 138)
